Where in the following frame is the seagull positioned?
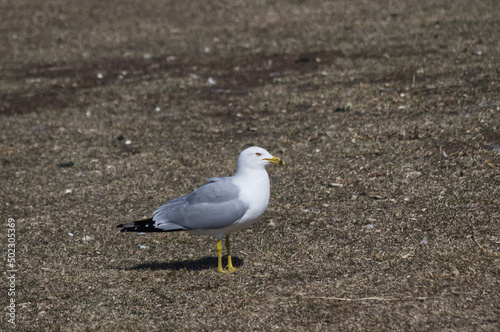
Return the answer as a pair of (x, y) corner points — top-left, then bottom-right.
(117, 146), (285, 273)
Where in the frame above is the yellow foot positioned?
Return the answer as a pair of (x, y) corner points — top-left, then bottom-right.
(227, 265), (239, 273)
(218, 266), (238, 274)
(217, 237), (240, 273)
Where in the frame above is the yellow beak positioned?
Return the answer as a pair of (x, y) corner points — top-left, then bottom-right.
(265, 156), (285, 166)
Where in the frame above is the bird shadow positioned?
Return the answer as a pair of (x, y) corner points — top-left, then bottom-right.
(126, 256), (243, 271)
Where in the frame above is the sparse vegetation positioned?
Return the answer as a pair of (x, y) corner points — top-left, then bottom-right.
(1, 0), (499, 330)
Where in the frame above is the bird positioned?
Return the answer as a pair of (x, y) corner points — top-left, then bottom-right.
(117, 146), (285, 273)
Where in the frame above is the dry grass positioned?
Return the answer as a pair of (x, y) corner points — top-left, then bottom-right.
(1, 0), (499, 330)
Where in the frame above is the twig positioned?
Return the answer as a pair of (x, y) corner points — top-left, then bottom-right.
(485, 160), (499, 168)
(462, 148), (483, 168)
(48, 281), (62, 301)
(294, 294), (440, 302)
(302, 296), (398, 302)
(471, 232), (500, 257)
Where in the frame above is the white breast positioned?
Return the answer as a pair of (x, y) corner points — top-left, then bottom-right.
(223, 169), (270, 232)
(187, 168), (271, 239)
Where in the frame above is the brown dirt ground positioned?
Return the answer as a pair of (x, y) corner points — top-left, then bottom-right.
(1, 0), (499, 330)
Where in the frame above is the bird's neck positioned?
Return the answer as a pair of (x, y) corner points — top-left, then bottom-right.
(235, 166), (268, 178)
(233, 167), (269, 187)
(233, 167), (271, 208)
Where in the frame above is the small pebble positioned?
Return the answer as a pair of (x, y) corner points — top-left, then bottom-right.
(81, 235), (94, 243)
(363, 223), (374, 229)
(207, 77), (216, 86)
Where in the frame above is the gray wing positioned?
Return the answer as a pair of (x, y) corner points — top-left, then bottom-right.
(152, 177), (248, 231)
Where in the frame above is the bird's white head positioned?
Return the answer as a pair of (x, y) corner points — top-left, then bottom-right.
(237, 146), (285, 171)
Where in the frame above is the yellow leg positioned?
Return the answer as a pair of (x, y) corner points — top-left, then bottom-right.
(217, 239), (225, 273)
(225, 235), (238, 273)
(216, 237), (238, 273)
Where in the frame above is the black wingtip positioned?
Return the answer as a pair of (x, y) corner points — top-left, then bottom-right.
(117, 218), (186, 233)
(117, 218), (158, 232)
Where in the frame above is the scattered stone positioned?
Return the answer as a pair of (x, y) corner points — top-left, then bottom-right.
(207, 77), (216, 86)
(81, 235), (94, 243)
(363, 223), (374, 229)
(405, 171), (422, 178)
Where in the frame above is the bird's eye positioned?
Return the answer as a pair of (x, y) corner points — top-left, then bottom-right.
(255, 152), (261, 156)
